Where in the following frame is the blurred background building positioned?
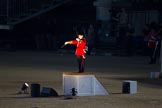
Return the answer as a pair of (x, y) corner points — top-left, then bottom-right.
(0, 0), (162, 55)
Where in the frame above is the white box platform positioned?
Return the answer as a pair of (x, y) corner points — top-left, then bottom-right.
(63, 72), (109, 96)
(122, 80), (137, 94)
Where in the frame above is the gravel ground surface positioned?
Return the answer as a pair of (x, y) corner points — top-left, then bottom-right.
(0, 51), (161, 108)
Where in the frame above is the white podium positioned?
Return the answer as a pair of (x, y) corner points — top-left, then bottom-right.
(63, 72), (109, 96)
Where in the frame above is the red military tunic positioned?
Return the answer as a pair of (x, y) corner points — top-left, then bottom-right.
(148, 32), (158, 48)
(70, 38), (87, 57)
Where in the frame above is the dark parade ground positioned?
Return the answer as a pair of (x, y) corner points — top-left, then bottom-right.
(0, 50), (162, 108)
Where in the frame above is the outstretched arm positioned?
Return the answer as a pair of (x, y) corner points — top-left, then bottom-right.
(64, 41), (72, 45)
(61, 40), (78, 48)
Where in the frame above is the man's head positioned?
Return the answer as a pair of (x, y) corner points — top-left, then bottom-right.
(78, 34), (84, 40)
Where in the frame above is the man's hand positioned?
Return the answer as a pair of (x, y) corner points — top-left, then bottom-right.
(64, 41), (69, 45)
(61, 41), (70, 48)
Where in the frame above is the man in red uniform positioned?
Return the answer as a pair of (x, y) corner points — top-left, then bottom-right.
(148, 28), (159, 64)
(64, 33), (87, 72)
